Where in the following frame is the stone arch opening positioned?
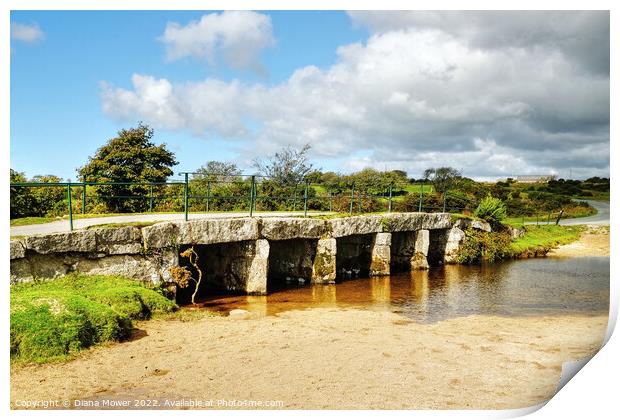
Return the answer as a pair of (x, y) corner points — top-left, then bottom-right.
(267, 238), (318, 292)
(427, 229), (450, 267)
(390, 231), (418, 272)
(175, 241), (257, 304)
(335, 234), (374, 280)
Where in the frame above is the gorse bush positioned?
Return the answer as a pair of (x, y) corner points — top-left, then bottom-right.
(474, 196), (507, 227)
(10, 274), (176, 363)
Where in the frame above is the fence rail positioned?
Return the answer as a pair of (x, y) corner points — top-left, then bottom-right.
(10, 173), (515, 231)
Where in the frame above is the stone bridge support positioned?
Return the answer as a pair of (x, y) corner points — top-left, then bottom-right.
(411, 229), (430, 270)
(246, 239), (269, 295)
(312, 238), (337, 284)
(369, 232), (391, 276)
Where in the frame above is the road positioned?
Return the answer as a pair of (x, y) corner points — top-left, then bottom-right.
(10, 211), (330, 237)
(525, 200), (610, 226)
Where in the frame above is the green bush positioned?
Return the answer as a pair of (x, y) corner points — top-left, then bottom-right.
(457, 229), (512, 263)
(474, 196), (507, 227)
(10, 274), (176, 363)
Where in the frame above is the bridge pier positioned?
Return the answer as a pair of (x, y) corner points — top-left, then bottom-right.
(312, 238), (337, 284)
(246, 239), (269, 295)
(411, 229), (430, 270)
(369, 232), (391, 276)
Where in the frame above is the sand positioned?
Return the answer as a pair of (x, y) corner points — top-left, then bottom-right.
(10, 308), (607, 410)
(548, 226), (610, 258)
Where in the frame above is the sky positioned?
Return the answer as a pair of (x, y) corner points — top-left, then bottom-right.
(10, 10), (610, 181)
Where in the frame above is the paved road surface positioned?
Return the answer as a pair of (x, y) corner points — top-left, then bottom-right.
(525, 200), (610, 226)
(10, 212), (330, 237)
(560, 200), (609, 226)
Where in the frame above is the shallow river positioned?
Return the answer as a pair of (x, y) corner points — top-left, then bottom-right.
(195, 257), (609, 323)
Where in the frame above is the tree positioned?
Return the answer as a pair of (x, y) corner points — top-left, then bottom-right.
(194, 161), (242, 183)
(191, 161), (245, 211)
(253, 144), (314, 185)
(422, 167), (462, 193)
(77, 124), (177, 213)
(10, 169), (36, 219)
(30, 175), (66, 217)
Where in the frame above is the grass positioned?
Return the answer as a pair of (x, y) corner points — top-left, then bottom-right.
(10, 216), (59, 226)
(404, 184), (434, 194)
(504, 206), (598, 226)
(574, 191), (610, 201)
(10, 274), (177, 364)
(508, 225), (583, 256)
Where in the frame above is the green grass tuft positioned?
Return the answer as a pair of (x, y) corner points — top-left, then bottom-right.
(508, 225), (583, 256)
(10, 274), (176, 363)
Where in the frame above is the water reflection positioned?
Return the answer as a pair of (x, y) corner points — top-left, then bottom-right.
(195, 257), (609, 323)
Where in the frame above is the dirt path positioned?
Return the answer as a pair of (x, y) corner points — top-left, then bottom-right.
(548, 226), (610, 258)
(11, 309), (607, 410)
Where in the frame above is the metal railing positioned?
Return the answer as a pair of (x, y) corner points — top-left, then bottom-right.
(11, 173), (485, 231)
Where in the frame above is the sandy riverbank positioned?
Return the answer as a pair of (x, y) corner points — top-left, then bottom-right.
(11, 308), (607, 410)
(548, 226), (610, 258)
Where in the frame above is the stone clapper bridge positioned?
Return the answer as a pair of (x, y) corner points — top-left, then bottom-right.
(10, 213), (492, 303)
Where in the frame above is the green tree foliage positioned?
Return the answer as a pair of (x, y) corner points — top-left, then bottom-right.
(194, 161), (242, 182)
(10, 170), (35, 219)
(30, 175), (67, 217)
(423, 167), (462, 193)
(474, 196), (507, 227)
(10, 170), (67, 218)
(253, 143), (314, 185)
(77, 124), (177, 213)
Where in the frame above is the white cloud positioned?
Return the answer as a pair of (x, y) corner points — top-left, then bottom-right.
(159, 11), (274, 73)
(11, 22), (44, 44)
(102, 11), (609, 179)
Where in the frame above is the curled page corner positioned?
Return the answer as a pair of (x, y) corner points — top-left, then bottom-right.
(555, 356), (595, 394)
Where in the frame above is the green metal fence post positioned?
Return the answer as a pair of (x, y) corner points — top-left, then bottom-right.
(249, 175), (256, 217)
(81, 182), (86, 214)
(183, 173), (189, 221)
(388, 184), (393, 213)
(442, 192), (447, 213)
(254, 180), (258, 212)
(418, 183), (423, 212)
(358, 191), (362, 213)
(303, 181), (309, 217)
(349, 183), (355, 215)
(536, 214), (539, 226)
(149, 185), (154, 212)
(547, 212), (551, 225)
(67, 184), (73, 231)
(206, 181), (211, 212)
(329, 191), (333, 212)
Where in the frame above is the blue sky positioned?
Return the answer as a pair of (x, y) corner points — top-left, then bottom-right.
(11, 11), (609, 181)
(11, 10), (367, 180)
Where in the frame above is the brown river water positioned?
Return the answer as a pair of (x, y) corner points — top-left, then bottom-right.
(192, 257), (609, 323)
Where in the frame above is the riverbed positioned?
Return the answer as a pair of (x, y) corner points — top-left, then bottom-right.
(11, 233), (610, 410)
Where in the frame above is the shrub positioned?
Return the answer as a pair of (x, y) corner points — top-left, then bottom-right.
(474, 196), (507, 227)
(457, 229), (512, 263)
